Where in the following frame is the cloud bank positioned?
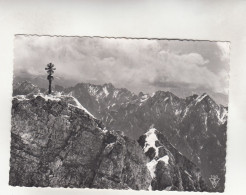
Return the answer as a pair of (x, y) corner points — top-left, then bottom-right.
(14, 35), (230, 98)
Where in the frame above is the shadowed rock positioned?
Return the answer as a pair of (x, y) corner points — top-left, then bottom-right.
(9, 94), (151, 190)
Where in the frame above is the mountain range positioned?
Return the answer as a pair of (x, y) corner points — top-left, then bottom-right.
(14, 74), (228, 106)
(11, 80), (228, 192)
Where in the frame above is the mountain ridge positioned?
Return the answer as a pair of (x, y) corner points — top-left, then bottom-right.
(12, 80), (227, 191)
(9, 93), (209, 191)
(14, 74), (228, 106)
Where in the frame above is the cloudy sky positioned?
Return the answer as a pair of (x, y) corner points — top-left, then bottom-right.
(14, 35), (230, 99)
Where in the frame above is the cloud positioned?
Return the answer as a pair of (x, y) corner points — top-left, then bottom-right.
(153, 51), (219, 91)
(216, 42), (231, 62)
(14, 36), (229, 96)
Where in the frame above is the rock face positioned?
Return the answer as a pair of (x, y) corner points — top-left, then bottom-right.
(63, 83), (139, 119)
(9, 94), (151, 189)
(12, 81), (228, 191)
(138, 128), (208, 192)
(13, 80), (40, 96)
(59, 83), (227, 192)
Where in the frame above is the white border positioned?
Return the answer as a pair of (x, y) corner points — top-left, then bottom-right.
(1, 0), (246, 194)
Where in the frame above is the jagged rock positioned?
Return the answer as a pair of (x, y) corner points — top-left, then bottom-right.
(9, 94), (151, 190)
(12, 81), (227, 191)
(138, 128), (208, 192)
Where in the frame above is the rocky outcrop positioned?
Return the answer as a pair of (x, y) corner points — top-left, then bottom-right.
(63, 83), (227, 191)
(138, 128), (208, 192)
(9, 94), (151, 189)
(12, 81), (227, 191)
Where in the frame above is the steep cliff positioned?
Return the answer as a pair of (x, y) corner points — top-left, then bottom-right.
(9, 94), (151, 189)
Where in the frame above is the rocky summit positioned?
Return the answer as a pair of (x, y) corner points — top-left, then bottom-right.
(138, 128), (208, 191)
(9, 94), (151, 189)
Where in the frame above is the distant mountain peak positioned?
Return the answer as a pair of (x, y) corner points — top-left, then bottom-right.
(103, 82), (114, 89)
(13, 80), (40, 96)
(195, 93), (208, 104)
(154, 90), (175, 96)
(193, 93), (219, 110)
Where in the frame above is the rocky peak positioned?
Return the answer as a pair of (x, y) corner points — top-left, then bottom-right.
(13, 80), (40, 96)
(102, 83), (114, 90)
(187, 93), (228, 125)
(194, 93), (214, 107)
(185, 94), (199, 103)
(150, 91), (182, 106)
(138, 128), (208, 192)
(138, 92), (144, 97)
(9, 94), (151, 190)
(153, 91), (176, 98)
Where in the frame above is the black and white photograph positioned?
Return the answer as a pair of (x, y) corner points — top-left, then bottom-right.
(9, 35), (230, 192)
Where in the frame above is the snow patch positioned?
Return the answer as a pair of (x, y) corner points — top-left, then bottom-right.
(217, 140), (222, 146)
(146, 159), (158, 178)
(139, 94), (149, 106)
(164, 97), (169, 102)
(184, 170), (192, 178)
(164, 104), (168, 111)
(204, 115), (208, 131)
(144, 128), (170, 179)
(103, 86), (109, 96)
(182, 107), (189, 119)
(148, 184), (152, 191)
(68, 96), (95, 118)
(195, 93), (207, 105)
(107, 103), (116, 109)
(88, 85), (98, 96)
(175, 109), (182, 116)
(14, 95), (29, 101)
(151, 92), (156, 97)
(39, 94), (61, 101)
(198, 156), (201, 164)
(21, 133), (32, 144)
(158, 155), (169, 164)
(216, 108), (227, 125)
(144, 128), (159, 157)
(106, 142), (115, 149)
(113, 90), (119, 98)
(146, 155), (169, 179)
(31, 93), (96, 119)
(165, 186), (172, 191)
